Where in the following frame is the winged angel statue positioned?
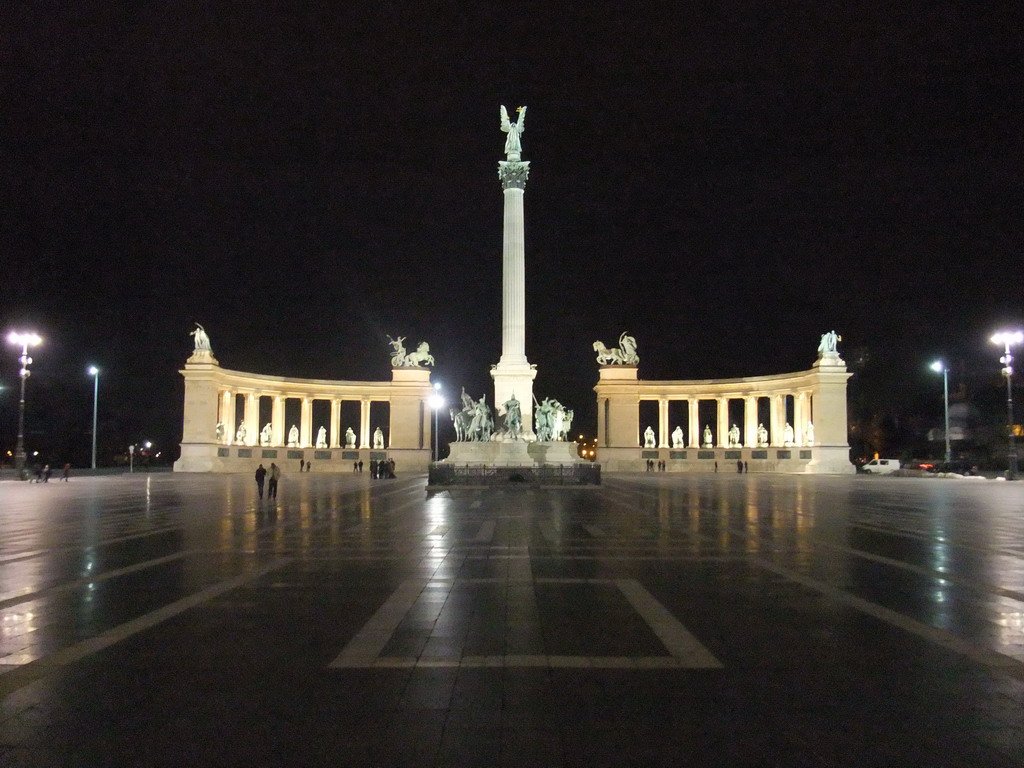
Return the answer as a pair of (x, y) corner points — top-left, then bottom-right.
(500, 105), (526, 159)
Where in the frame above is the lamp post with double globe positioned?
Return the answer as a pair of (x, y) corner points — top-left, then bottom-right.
(929, 361), (951, 464)
(991, 330), (1023, 481)
(7, 332), (42, 480)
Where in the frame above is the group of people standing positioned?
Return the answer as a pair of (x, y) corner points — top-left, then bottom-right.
(370, 459), (396, 479)
(253, 463), (281, 499)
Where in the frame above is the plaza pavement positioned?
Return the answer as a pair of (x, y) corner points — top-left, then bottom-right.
(0, 471), (1022, 766)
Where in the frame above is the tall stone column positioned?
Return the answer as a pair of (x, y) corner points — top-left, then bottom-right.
(244, 394), (258, 445)
(272, 396), (285, 446)
(795, 393), (807, 446)
(658, 399), (669, 448)
(716, 398), (729, 447)
(359, 399), (371, 449)
(300, 398), (312, 447)
(330, 399), (341, 448)
(769, 394), (783, 446)
(221, 391), (235, 445)
(744, 396), (758, 447)
(688, 399), (700, 447)
(491, 142), (537, 436)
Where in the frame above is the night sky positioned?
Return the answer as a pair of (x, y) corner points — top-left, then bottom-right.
(3, 2), (1022, 464)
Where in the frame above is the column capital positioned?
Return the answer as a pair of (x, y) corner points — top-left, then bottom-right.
(498, 161), (530, 190)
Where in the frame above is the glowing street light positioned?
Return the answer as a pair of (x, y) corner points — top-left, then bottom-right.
(88, 366), (100, 469)
(991, 330), (1024, 480)
(7, 332), (42, 480)
(428, 382), (445, 462)
(929, 361), (951, 464)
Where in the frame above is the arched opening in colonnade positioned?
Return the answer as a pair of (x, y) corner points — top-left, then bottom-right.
(728, 399), (745, 444)
(697, 400), (717, 444)
(668, 401), (688, 444)
(370, 402), (391, 447)
(638, 401), (658, 445)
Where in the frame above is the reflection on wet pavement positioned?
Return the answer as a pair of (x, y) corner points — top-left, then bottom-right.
(0, 472), (1021, 765)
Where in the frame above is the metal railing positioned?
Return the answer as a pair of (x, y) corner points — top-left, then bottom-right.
(428, 463), (601, 486)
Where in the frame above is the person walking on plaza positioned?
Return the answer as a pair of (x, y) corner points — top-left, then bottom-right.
(268, 463), (280, 499)
(43, 464), (51, 482)
(62, 463), (71, 481)
(737, 459), (743, 473)
(299, 459), (305, 472)
(255, 464), (267, 499)
(358, 460), (363, 473)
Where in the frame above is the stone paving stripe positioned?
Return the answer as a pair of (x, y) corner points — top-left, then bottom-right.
(616, 578), (724, 669)
(582, 524), (605, 538)
(0, 551), (192, 610)
(329, 578), (431, 668)
(537, 520), (558, 544)
(0, 558), (292, 699)
(473, 520), (497, 544)
(755, 559), (1024, 681)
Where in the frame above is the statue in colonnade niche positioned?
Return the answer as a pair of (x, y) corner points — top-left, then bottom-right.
(671, 426), (684, 448)
(728, 424), (741, 447)
(643, 426), (656, 448)
(235, 422), (247, 444)
(287, 425), (299, 447)
(703, 425), (713, 448)
(373, 427), (385, 449)
(315, 426), (327, 449)
(783, 423), (795, 446)
(260, 423), (272, 446)
(215, 422), (225, 443)
(345, 427), (356, 448)
(593, 332), (639, 366)
(757, 423), (769, 447)
(806, 422), (814, 446)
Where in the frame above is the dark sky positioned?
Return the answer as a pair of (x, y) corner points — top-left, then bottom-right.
(2, 2), (1022, 462)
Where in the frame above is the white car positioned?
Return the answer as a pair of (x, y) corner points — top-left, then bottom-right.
(862, 459), (900, 475)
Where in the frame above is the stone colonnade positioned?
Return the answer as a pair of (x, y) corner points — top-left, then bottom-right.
(594, 355), (852, 473)
(215, 390), (386, 449)
(175, 350), (434, 472)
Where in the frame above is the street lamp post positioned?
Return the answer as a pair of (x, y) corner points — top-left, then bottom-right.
(930, 361), (951, 464)
(428, 383), (444, 463)
(88, 366), (99, 469)
(991, 331), (1023, 481)
(7, 332), (42, 480)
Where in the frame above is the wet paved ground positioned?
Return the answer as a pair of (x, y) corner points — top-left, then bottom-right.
(0, 472), (1023, 766)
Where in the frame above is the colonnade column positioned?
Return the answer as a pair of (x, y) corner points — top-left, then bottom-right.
(716, 398), (729, 447)
(658, 398), (669, 448)
(272, 396), (284, 446)
(359, 399), (371, 449)
(221, 390), (235, 445)
(744, 396), (758, 447)
(770, 394), (784, 446)
(330, 399), (341, 448)
(688, 399), (700, 447)
(795, 393), (807, 446)
(300, 397), (312, 448)
(243, 394), (257, 446)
